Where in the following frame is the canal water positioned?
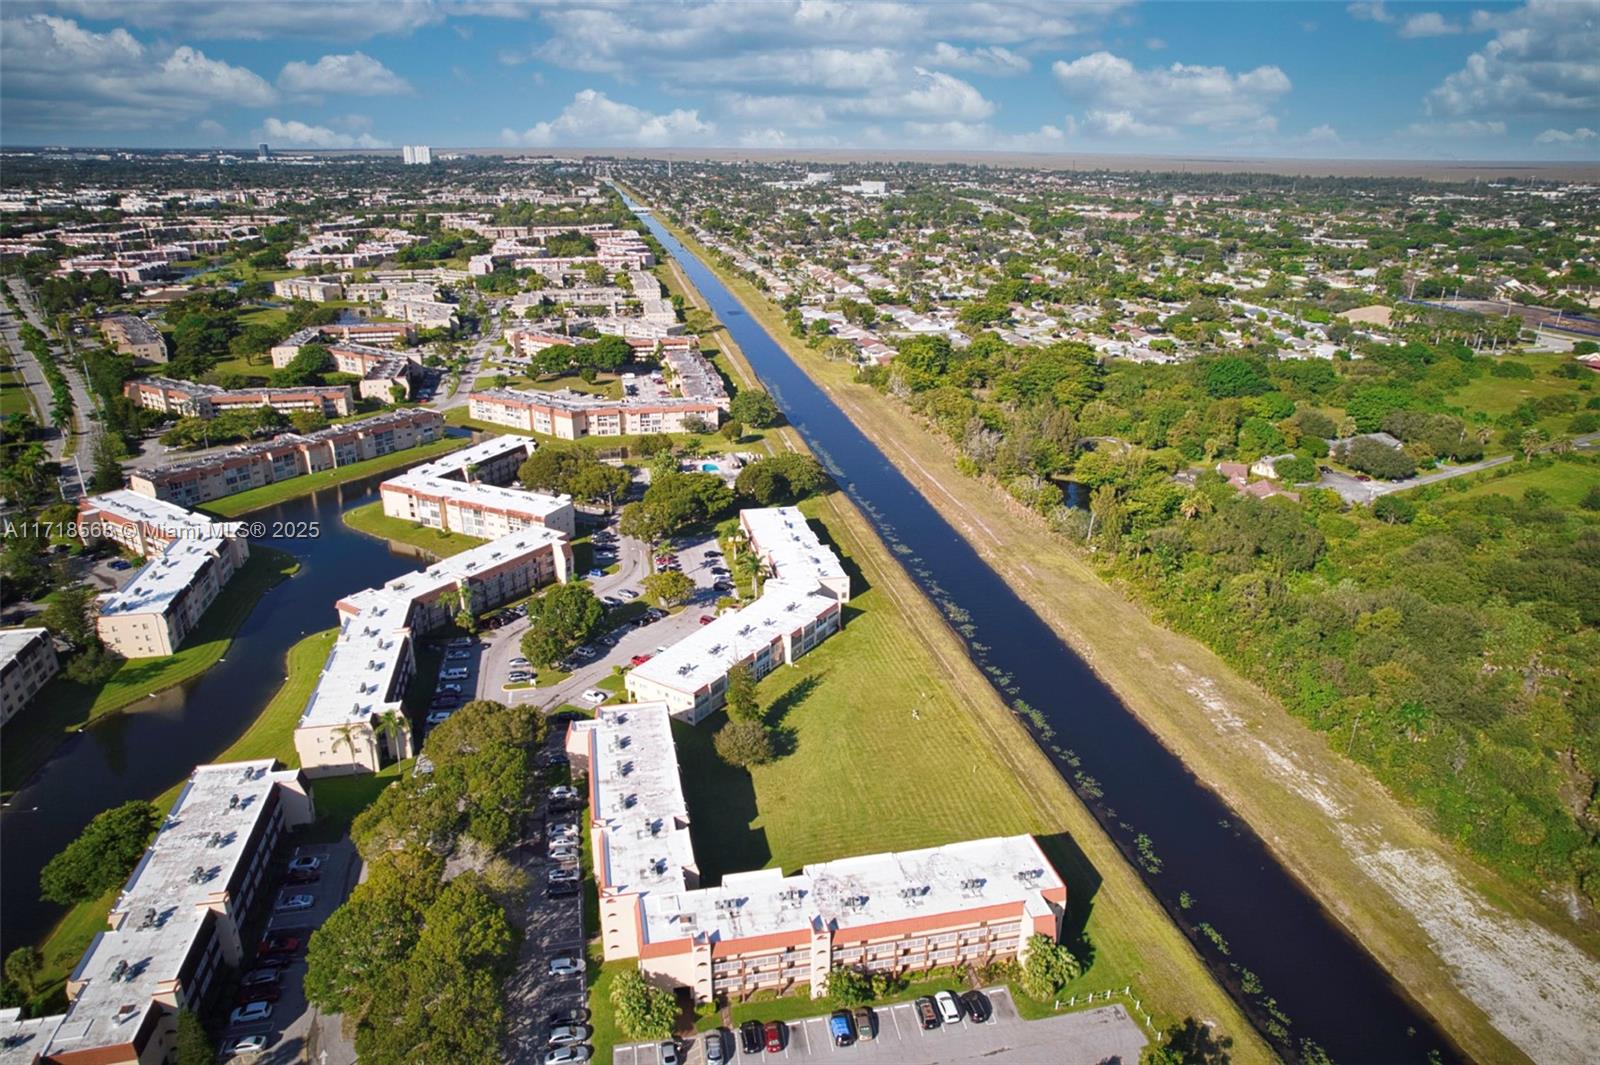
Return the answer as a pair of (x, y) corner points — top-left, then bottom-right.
(0, 469), (429, 955)
(628, 196), (1452, 1063)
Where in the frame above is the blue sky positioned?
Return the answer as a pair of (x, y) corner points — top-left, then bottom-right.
(1, 1), (1595, 160)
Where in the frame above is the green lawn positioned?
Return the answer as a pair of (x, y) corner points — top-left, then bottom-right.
(0, 366), (36, 417)
(1444, 355), (1594, 441)
(28, 628), (345, 1011)
(473, 370), (624, 400)
(238, 306), (289, 330)
(200, 435), (469, 517)
(1457, 457), (1600, 506)
(203, 353), (273, 384)
(1, 547), (300, 796)
(342, 500), (487, 559)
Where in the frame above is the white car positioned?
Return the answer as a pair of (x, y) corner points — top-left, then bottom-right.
(549, 785), (580, 803)
(549, 846), (581, 862)
(223, 1034), (269, 1056)
(287, 856), (321, 873)
(935, 990), (964, 1025)
(276, 894), (315, 911)
(544, 1048), (592, 1065)
(580, 688), (607, 705)
(547, 1024), (592, 1046)
(510, 656), (531, 666)
(228, 1001), (273, 1025)
(548, 954), (585, 977)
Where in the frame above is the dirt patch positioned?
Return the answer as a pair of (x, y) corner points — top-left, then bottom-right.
(1340, 304), (1394, 327)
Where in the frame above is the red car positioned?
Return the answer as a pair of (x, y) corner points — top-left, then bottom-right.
(763, 1021), (785, 1053)
(258, 935), (301, 956)
(237, 983), (281, 1004)
(698, 614), (715, 625)
(630, 654), (653, 666)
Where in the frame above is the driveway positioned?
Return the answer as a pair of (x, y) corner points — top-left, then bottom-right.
(1314, 454), (1514, 503)
(614, 994), (1147, 1065)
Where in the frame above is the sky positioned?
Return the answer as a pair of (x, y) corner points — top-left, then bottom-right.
(0, 0), (1595, 161)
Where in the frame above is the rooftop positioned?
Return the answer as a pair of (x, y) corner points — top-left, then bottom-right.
(741, 507), (847, 596)
(81, 490), (242, 541)
(97, 537), (234, 618)
(627, 581), (837, 696)
(0, 626), (51, 665)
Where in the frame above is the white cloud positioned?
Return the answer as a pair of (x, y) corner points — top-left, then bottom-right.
(900, 120), (1068, 151)
(1534, 126), (1597, 143)
(197, 118), (226, 138)
(1398, 12), (1463, 38)
(923, 42), (1030, 75)
(1053, 51), (1292, 138)
(500, 89), (714, 147)
(258, 116), (390, 148)
(278, 52), (412, 97)
(1347, 2), (1394, 24)
(0, 14), (275, 129)
(838, 68), (996, 122)
(721, 94), (830, 129)
(46, 0), (457, 40)
(1403, 119), (1508, 138)
(1298, 123), (1343, 145)
(1145, 37), (1167, 51)
(1426, 0), (1600, 118)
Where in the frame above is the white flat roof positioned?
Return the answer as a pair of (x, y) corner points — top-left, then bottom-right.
(300, 528), (568, 729)
(571, 703), (697, 897)
(404, 433), (535, 478)
(97, 537), (232, 618)
(641, 835), (1062, 947)
(383, 434), (571, 519)
(82, 489), (242, 541)
(0, 626), (50, 664)
(627, 581), (838, 696)
(741, 507), (847, 595)
(46, 761), (298, 1060)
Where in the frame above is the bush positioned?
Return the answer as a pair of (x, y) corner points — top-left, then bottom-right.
(611, 969), (677, 1040)
(1340, 437), (1417, 480)
(713, 721), (774, 767)
(40, 800), (160, 905)
(1019, 935), (1082, 999)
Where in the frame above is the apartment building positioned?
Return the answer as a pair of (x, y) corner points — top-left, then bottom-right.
(272, 276), (344, 301)
(739, 507), (851, 602)
(295, 529), (572, 776)
(127, 408), (444, 507)
(94, 533), (250, 659)
(76, 490), (245, 558)
(566, 704), (1066, 1005)
(378, 434), (577, 539)
(123, 376), (354, 419)
(268, 321), (415, 365)
(99, 314), (168, 363)
(0, 627), (59, 727)
(469, 388), (722, 440)
(625, 581), (841, 723)
(0, 760), (314, 1065)
(382, 297), (457, 327)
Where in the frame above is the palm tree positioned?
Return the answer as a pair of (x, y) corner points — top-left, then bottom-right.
(1179, 490), (1213, 522)
(1519, 429), (1547, 461)
(330, 723), (361, 761)
(734, 551), (765, 598)
(372, 709), (409, 762)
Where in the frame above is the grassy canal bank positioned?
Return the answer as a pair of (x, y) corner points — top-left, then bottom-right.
(642, 201), (1600, 1065)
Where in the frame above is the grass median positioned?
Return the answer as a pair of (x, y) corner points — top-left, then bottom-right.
(2, 547), (300, 797)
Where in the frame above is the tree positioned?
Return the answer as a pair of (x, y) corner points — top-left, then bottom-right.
(724, 662), (759, 722)
(1142, 1018), (1233, 1065)
(39, 800), (160, 905)
(824, 966), (874, 1006)
(40, 583), (97, 649)
(714, 721), (774, 767)
(734, 550), (765, 597)
(720, 419), (744, 443)
(1200, 357), (1271, 399)
(175, 1009), (215, 1065)
(90, 431), (124, 492)
(4, 947), (41, 1000)
(642, 570), (696, 607)
(1341, 437), (1416, 480)
(729, 389), (781, 428)
(290, 410), (330, 434)
(1019, 935), (1081, 999)
(610, 969), (678, 1040)
(520, 582), (604, 668)
(271, 343), (332, 387)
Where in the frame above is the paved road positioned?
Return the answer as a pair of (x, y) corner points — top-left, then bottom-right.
(432, 301), (506, 411)
(1315, 453), (1514, 504)
(615, 994), (1147, 1065)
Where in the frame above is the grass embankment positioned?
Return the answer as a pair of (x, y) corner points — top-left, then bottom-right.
(586, 214), (1271, 1060)
(342, 500), (488, 559)
(199, 434), (469, 517)
(1, 548), (300, 797)
(650, 207), (1591, 1064)
(30, 629), (399, 1009)
(1457, 457), (1600, 506)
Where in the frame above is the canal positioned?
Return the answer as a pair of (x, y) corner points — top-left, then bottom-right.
(0, 469), (428, 954)
(628, 195), (1452, 1063)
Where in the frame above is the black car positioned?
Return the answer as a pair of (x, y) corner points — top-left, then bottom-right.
(546, 881), (580, 899)
(739, 1020), (764, 1056)
(959, 990), (992, 1023)
(547, 1006), (592, 1027)
(914, 996), (941, 1030)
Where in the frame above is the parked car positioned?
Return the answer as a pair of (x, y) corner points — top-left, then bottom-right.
(241, 969), (281, 989)
(508, 673), (533, 683)
(275, 894), (315, 912)
(602, 596), (622, 607)
(915, 996), (941, 1030)
(629, 653), (652, 666)
(426, 711), (453, 726)
(548, 867), (581, 884)
(960, 990), (992, 1023)
(442, 667), (469, 680)
(739, 1020), (764, 1055)
(935, 990), (963, 1025)
(547, 1024), (591, 1046)
(228, 1001), (273, 1025)
(699, 614), (715, 625)
(657, 1042), (680, 1065)
(249, 954), (294, 970)
(548, 845), (580, 863)
(828, 1010), (856, 1047)
(853, 1007), (875, 1042)
(256, 935), (301, 956)
(543, 1049), (592, 1065)
(222, 1034), (269, 1056)
(580, 688), (608, 704)
(446, 650), (472, 661)
(549, 785), (580, 803)
(236, 982), (281, 1005)
(704, 1029), (726, 1064)
(549, 822), (579, 841)
(585, 568), (605, 580)
(437, 682), (463, 694)
(510, 656), (531, 667)
(287, 856), (321, 873)
(548, 954), (585, 977)
(546, 881), (580, 899)
(547, 1007), (591, 1027)
(286, 867), (320, 884)
(763, 1021), (785, 1052)
(618, 588), (640, 600)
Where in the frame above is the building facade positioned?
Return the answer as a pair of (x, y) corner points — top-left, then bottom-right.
(0, 627), (59, 726)
(123, 377), (354, 419)
(377, 434), (577, 539)
(468, 388), (722, 440)
(100, 314), (168, 363)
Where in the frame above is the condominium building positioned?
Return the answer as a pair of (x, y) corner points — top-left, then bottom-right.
(99, 314), (168, 363)
(0, 760), (314, 1065)
(402, 145), (432, 166)
(76, 490), (245, 558)
(566, 704), (1066, 1004)
(624, 581), (840, 723)
(93, 533), (250, 659)
(294, 529), (572, 777)
(739, 507), (851, 602)
(382, 297), (457, 327)
(0, 627), (59, 726)
(127, 408), (445, 507)
(469, 388), (722, 440)
(272, 276), (344, 302)
(267, 321), (416, 365)
(267, 336), (420, 402)
(123, 376), (354, 419)
(378, 434), (577, 539)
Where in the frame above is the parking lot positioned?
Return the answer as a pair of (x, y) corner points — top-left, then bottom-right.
(613, 994), (1146, 1065)
(219, 840), (359, 1064)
